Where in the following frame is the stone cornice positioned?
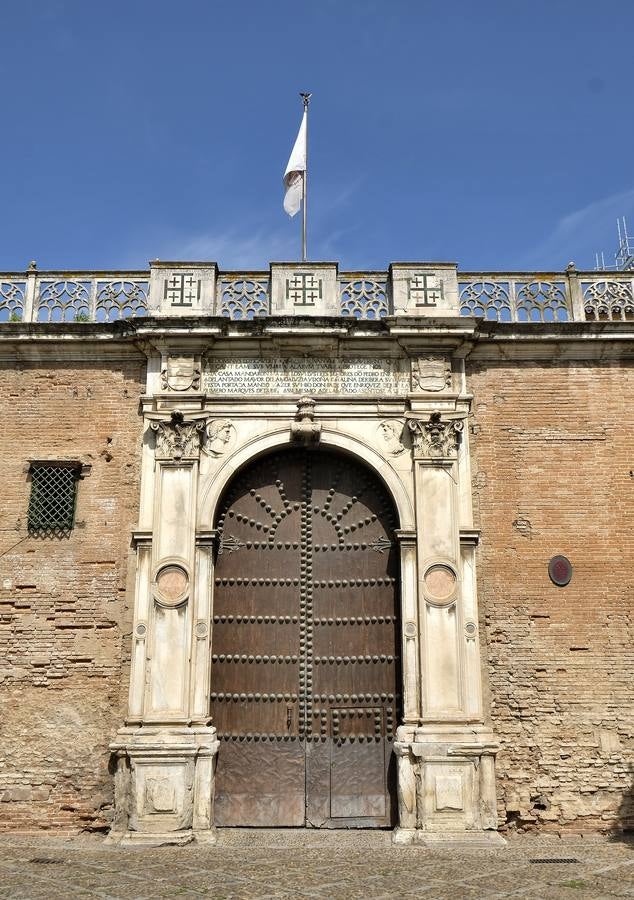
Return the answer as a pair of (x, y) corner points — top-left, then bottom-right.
(0, 318), (632, 363)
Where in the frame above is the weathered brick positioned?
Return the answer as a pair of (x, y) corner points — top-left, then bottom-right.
(468, 358), (633, 834)
(0, 358), (144, 832)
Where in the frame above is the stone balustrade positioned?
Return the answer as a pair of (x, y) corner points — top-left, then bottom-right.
(1, 261), (632, 323)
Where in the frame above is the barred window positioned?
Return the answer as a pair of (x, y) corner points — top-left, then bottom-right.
(27, 462), (81, 536)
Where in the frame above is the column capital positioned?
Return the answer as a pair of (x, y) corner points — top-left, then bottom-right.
(406, 411), (464, 460)
(147, 410), (209, 461)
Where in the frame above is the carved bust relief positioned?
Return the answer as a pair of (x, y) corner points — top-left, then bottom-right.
(378, 420), (406, 456)
(204, 419), (235, 457)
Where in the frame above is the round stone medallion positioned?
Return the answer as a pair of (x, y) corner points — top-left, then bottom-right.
(156, 564), (189, 602)
(424, 564), (457, 603)
(404, 621), (417, 638)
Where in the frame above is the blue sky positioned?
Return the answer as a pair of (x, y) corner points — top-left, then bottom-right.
(2, 0), (633, 271)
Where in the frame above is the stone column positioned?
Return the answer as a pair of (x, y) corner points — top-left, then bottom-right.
(109, 405), (218, 846)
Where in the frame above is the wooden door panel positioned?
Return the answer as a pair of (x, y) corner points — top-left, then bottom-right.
(312, 617), (398, 655)
(312, 550), (397, 580)
(214, 740), (305, 826)
(211, 698), (300, 737)
(212, 449), (400, 828)
(213, 620), (299, 655)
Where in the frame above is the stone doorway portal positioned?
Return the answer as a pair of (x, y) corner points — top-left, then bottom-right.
(211, 448), (401, 827)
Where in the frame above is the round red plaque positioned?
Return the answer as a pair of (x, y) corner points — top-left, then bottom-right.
(548, 555), (572, 587)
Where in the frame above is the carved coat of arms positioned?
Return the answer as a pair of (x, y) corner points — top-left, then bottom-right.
(411, 357), (452, 393)
(161, 355), (201, 392)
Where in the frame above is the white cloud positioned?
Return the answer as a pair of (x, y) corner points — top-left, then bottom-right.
(122, 223), (296, 270)
(120, 175), (365, 269)
(520, 187), (634, 269)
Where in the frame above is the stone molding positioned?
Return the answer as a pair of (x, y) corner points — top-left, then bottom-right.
(108, 725), (219, 846)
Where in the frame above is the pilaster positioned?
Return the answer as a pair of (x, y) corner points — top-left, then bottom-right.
(110, 398), (218, 845)
(392, 355), (503, 845)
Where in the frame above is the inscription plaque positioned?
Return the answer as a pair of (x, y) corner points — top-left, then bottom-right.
(202, 357), (410, 396)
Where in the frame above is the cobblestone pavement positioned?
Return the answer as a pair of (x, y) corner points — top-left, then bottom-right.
(0, 830), (632, 900)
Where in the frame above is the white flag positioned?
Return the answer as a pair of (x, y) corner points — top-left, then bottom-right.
(283, 110), (307, 217)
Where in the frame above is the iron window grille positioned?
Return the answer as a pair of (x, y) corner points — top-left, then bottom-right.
(27, 462), (81, 537)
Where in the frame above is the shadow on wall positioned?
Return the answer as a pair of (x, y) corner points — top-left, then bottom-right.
(611, 765), (634, 844)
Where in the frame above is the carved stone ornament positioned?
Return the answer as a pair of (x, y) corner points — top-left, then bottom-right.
(408, 412), (464, 459)
(378, 420), (406, 456)
(160, 354), (201, 392)
(150, 411), (207, 460)
(204, 419), (235, 457)
(411, 356), (452, 393)
(218, 534), (246, 555)
(290, 396), (321, 444)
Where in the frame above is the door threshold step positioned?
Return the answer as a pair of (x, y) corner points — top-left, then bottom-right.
(216, 827), (394, 849)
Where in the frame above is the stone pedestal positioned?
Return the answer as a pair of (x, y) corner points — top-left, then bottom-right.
(392, 725), (505, 847)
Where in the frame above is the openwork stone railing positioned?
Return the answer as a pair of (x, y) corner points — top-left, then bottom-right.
(1, 267), (633, 323)
(458, 272), (634, 323)
(340, 274), (389, 319)
(0, 270), (150, 323)
(217, 276), (270, 320)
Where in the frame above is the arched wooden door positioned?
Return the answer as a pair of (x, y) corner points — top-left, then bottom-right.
(211, 448), (400, 827)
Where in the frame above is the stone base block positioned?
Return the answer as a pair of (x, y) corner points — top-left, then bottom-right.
(108, 723), (219, 846)
(392, 828), (507, 848)
(106, 828), (217, 847)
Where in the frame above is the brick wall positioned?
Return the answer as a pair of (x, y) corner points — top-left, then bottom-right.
(0, 354), (145, 832)
(468, 357), (633, 834)
(2, 349), (631, 837)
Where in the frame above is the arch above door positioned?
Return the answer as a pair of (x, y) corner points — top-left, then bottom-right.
(198, 427), (415, 533)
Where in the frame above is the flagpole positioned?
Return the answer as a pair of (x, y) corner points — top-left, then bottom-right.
(300, 92), (311, 262)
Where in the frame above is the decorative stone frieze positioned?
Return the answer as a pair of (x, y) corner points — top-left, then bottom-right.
(407, 412), (464, 459)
